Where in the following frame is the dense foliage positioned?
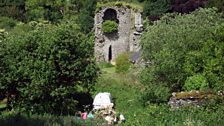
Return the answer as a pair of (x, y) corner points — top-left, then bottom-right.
(0, 30), (7, 96)
(142, 105), (224, 126)
(115, 52), (132, 73)
(142, 0), (208, 20)
(0, 0), (25, 21)
(0, 0), (222, 24)
(0, 0), (94, 23)
(143, 0), (170, 17)
(184, 74), (209, 91)
(0, 0), (98, 116)
(0, 17), (18, 31)
(0, 22), (98, 114)
(207, 0), (224, 12)
(102, 20), (118, 33)
(141, 0), (223, 21)
(141, 8), (224, 103)
(78, 0), (97, 34)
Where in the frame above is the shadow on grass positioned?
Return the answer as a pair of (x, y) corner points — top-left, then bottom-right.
(73, 92), (93, 112)
(0, 114), (45, 126)
(0, 113), (98, 126)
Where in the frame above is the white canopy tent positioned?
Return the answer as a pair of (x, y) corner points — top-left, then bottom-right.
(93, 92), (113, 110)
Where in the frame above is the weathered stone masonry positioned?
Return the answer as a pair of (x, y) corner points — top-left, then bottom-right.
(94, 6), (143, 62)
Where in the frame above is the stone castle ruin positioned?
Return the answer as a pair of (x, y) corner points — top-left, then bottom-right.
(94, 5), (143, 62)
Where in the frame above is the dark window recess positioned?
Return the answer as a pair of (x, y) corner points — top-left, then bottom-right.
(103, 9), (119, 23)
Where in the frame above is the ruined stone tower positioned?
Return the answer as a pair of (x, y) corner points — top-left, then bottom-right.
(94, 5), (143, 62)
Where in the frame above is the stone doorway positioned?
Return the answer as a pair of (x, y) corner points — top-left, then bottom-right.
(108, 45), (112, 62)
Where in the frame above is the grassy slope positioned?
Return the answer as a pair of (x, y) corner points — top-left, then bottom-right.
(93, 67), (149, 125)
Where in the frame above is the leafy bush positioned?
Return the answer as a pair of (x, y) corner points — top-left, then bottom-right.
(184, 38), (224, 91)
(102, 20), (118, 33)
(0, 17), (17, 31)
(0, 29), (7, 91)
(115, 52), (132, 73)
(9, 23), (33, 35)
(184, 74), (209, 91)
(142, 105), (224, 126)
(0, 22), (99, 114)
(25, 7), (45, 21)
(142, 84), (171, 105)
(141, 8), (224, 96)
(0, 29), (7, 42)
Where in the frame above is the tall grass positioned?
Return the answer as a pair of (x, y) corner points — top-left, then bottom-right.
(93, 66), (148, 125)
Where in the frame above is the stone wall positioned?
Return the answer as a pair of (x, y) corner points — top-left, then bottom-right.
(94, 6), (143, 62)
(168, 90), (214, 110)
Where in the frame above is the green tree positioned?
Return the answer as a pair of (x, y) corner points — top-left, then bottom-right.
(0, 21), (99, 114)
(143, 0), (170, 17)
(0, 0), (26, 21)
(207, 0), (224, 12)
(25, 0), (84, 22)
(140, 8), (224, 103)
(25, 0), (62, 22)
(78, 0), (97, 34)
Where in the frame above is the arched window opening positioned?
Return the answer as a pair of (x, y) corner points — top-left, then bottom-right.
(103, 8), (119, 23)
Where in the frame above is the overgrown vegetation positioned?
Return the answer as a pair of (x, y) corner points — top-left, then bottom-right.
(0, 17), (17, 31)
(141, 8), (224, 103)
(207, 0), (224, 12)
(115, 52), (132, 73)
(96, 1), (143, 12)
(143, 0), (170, 17)
(0, 19), (99, 115)
(184, 74), (209, 91)
(94, 66), (224, 126)
(78, 0), (97, 34)
(102, 20), (118, 33)
(1, 0), (224, 126)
